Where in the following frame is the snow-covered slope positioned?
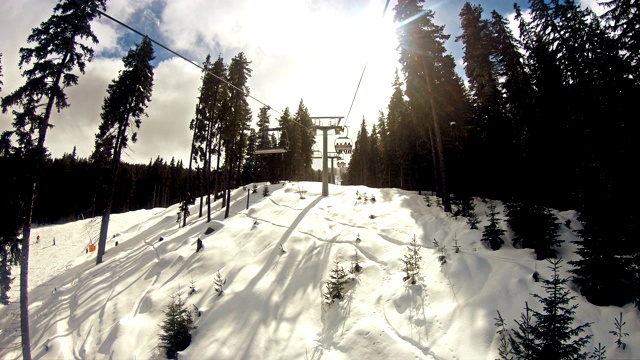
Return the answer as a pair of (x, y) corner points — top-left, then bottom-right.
(0, 182), (637, 359)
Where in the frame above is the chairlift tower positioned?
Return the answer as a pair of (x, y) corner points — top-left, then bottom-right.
(327, 152), (342, 185)
(311, 117), (344, 196)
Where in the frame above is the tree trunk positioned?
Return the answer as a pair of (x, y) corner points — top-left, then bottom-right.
(224, 162), (233, 219)
(422, 58), (451, 213)
(97, 116), (128, 264)
(427, 124), (442, 198)
(215, 140), (222, 202)
(19, 184), (35, 360)
(18, 49), (72, 359)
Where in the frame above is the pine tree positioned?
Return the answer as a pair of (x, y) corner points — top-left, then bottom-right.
(323, 259), (348, 304)
(213, 270), (226, 296)
(0, 249), (13, 305)
(159, 291), (194, 359)
(0, 1), (106, 356)
(456, 2), (510, 200)
(92, 36), (155, 265)
(262, 185), (270, 197)
(509, 302), (537, 359)
(569, 209), (637, 307)
(494, 310), (513, 360)
(598, 0), (639, 84)
(401, 235), (422, 284)
(609, 312), (629, 349)
(394, 0), (472, 211)
(189, 55), (228, 224)
(350, 250), (362, 273)
(531, 258), (592, 359)
(481, 201), (505, 250)
(292, 100), (314, 180)
(505, 202), (562, 260)
(223, 52), (252, 219)
(384, 71), (410, 189)
(589, 343), (606, 360)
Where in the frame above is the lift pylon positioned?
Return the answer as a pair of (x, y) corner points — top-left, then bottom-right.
(311, 117), (344, 196)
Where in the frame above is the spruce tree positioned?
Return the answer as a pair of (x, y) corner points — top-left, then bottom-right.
(609, 312), (629, 349)
(278, 107), (294, 180)
(0, 249), (13, 305)
(293, 99), (314, 180)
(589, 343), (606, 360)
(531, 258), (592, 359)
(213, 270), (226, 296)
(0, 1), (106, 357)
(505, 202), (562, 260)
(223, 52), (252, 219)
(384, 71), (410, 189)
(189, 55), (227, 224)
(509, 302), (537, 359)
(481, 201), (505, 250)
(456, 2), (510, 200)
(92, 36), (155, 265)
(159, 291), (194, 359)
(401, 235), (422, 284)
(323, 259), (348, 303)
(394, 0), (471, 211)
(598, 0), (640, 84)
(494, 310), (513, 360)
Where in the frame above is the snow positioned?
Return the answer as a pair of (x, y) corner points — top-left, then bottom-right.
(0, 182), (638, 359)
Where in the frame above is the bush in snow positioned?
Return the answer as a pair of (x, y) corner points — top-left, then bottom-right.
(401, 235), (422, 284)
(262, 185), (270, 197)
(159, 291), (194, 359)
(252, 183), (258, 193)
(323, 260), (348, 303)
(425, 195), (432, 207)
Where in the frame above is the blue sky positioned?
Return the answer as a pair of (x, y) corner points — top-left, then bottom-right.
(0, 0), (600, 166)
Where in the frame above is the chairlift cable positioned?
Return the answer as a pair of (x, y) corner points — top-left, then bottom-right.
(343, 0), (391, 128)
(72, 0), (282, 116)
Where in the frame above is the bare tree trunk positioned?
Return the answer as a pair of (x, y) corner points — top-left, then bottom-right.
(427, 125), (442, 198)
(19, 186), (35, 360)
(215, 140), (222, 202)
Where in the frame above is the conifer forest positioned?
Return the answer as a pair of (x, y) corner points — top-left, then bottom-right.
(0, 0), (638, 358)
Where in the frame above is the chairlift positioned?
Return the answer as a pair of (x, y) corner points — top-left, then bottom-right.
(337, 161), (347, 168)
(334, 127), (353, 154)
(255, 127), (289, 155)
(310, 143), (322, 159)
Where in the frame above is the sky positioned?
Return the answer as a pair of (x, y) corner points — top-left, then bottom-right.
(0, 0), (603, 167)
(0, 181), (637, 359)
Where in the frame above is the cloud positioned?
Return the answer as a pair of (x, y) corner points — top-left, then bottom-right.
(127, 58), (200, 165)
(5, 0), (557, 167)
